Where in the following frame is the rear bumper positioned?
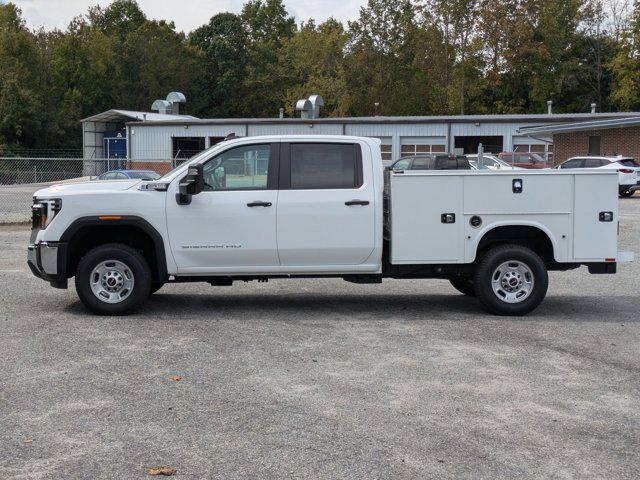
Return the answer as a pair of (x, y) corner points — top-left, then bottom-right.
(586, 251), (634, 274)
(27, 242), (69, 288)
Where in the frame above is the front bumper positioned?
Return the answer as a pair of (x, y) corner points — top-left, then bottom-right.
(27, 241), (69, 289)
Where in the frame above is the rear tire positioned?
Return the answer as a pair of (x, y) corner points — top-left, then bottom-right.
(619, 188), (634, 198)
(473, 245), (548, 316)
(449, 278), (476, 297)
(75, 243), (151, 315)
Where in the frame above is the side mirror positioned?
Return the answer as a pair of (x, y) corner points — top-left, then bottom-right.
(176, 164), (204, 205)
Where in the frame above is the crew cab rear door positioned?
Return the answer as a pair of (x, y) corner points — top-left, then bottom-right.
(276, 141), (376, 268)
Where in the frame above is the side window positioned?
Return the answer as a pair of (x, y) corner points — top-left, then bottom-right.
(393, 159), (411, 170)
(115, 172), (128, 179)
(102, 172), (117, 179)
(203, 144), (270, 191)
(561, 159), (583, 169)
(583, 158), (604, 168)
(290, 143), (361, 189)
(434, 156), (458, 169)
(410, 156), (433, 169)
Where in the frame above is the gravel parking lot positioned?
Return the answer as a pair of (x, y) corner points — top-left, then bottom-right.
(1, 198), (639, 479)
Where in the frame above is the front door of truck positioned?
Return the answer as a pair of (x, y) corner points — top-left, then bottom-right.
(166, 143), (280, 273)
(276, 142), (376, 268)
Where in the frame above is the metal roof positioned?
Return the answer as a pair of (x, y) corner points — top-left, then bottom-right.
(125, 112), (640, 127)
(519, 116), (640, 135)
(81, 109), (197, 123)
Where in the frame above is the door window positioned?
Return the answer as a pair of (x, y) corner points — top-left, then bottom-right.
(203, 144), (271, 191)
(410, 156), (433, 169)
(560, 159), (584, 169)
(583, 158), (605, 168)
(290, 143), (361, 189)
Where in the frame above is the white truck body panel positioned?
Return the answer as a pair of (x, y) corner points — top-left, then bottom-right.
(32, 135), (629, 278)
(388, 170), (619, 264)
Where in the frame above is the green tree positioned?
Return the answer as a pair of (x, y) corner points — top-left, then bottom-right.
(277, 19), (349, 116)
(0, 3), (44, 150)
(241, 0), (295, 116)
(611, 1), (640, 110)
(189, 13), (248, 117)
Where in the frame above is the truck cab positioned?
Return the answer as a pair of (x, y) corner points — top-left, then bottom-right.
(28, 135), (633, 316)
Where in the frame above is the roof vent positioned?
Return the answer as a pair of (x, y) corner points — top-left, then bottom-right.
(151, 92), (187, 115)
(295, 94), (324, 119)
(591, 103), (597, 114)
(547, 100), (553, 115)
(296, 98), (313, 119)
(166, 92), (186, 114)
(151, 99), (171, 114)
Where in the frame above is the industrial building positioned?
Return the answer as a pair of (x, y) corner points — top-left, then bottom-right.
(519, 116), (640, 164)
(81, 93), (640, 166)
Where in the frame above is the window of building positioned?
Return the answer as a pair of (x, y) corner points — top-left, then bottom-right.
(290, 143), (360, 189)
(588, 136), (601, 155)
(380, 143), (392, 161)
(401, 144), (446, 156)
(203, 144), (270, 191)
(172, 137), (205, 159)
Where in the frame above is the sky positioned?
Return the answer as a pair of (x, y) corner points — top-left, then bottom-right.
(8, 0), (366, 32)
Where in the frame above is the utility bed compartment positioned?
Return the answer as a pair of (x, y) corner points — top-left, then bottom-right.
(386, 170), (619, 265)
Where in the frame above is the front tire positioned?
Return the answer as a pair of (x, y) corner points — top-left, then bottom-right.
(75, 243), (151, 315)
(473, 245), (548, 316)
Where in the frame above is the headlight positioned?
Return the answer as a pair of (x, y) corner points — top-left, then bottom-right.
(31, 198), (62, 229)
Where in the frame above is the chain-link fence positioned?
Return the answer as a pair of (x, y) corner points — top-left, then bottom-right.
(0, 157), (177, 223)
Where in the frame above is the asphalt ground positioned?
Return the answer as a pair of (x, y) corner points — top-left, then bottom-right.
(1, 198), (639, 479)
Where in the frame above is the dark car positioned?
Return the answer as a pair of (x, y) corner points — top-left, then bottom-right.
(390, 154), (471, 170)
(98, 169), (161, 181)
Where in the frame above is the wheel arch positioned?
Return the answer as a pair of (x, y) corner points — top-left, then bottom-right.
(471, 222), (559, 264)
(60, 216), (168, 282)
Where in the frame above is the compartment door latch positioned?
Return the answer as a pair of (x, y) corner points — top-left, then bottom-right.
(441, 213), (456, 224)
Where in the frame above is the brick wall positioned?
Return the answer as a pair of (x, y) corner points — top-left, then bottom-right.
(553, 126), (640, 165)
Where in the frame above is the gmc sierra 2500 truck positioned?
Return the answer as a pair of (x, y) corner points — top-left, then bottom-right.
(28, 135), (633, 315)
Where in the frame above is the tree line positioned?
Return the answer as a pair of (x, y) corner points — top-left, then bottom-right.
(0, 0), (639, 153)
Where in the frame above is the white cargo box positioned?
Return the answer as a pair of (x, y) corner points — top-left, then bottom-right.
(387, 170), (619, 265)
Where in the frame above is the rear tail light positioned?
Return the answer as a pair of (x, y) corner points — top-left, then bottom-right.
(618, 168), (634, 174)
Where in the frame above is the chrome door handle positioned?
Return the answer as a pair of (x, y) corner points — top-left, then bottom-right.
(247, 201), (272, 207)
(345, 200), (369, 206)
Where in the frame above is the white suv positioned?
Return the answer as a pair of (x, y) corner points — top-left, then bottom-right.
(556, 156), (640, 197)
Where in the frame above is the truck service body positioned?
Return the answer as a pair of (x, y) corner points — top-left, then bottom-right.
(28, 135), (634, 315)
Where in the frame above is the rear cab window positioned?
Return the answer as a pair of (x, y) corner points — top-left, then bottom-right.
(286, 143), (363, 189)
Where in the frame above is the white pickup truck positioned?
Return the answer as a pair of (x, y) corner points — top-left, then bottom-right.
(28, 135), (633, 315)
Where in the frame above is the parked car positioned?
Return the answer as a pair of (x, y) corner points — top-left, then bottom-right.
(390, 154), (471, 170)
(98, 169), (161, 181)
(498, 152), (549, 169)
(555, 156), (640, 197)
(466, 154), (523, 170)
